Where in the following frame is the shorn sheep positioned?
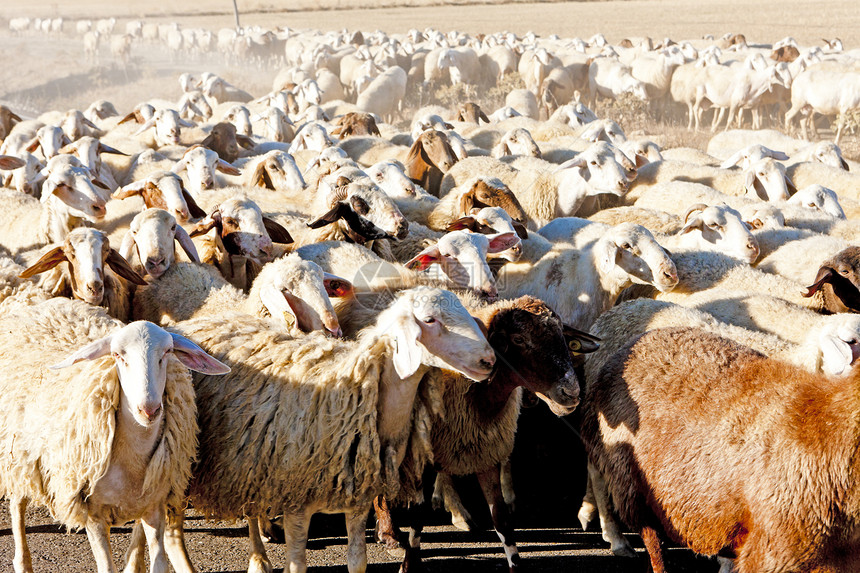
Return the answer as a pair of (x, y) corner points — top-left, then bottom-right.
(145, 286), (496, 573)
(0, 297), (228, 573)
(582, 326), (860, 573)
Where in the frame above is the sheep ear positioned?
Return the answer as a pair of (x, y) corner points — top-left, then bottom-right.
(120, 232), (136, 262)
(804, 267), (835, 297)
(487, 232), (520, 253)
(25, 137), (40, 153)
(720, 149), (744, 169)
(174, 225), (200, 262)
(391, 314), (423, 378)
(459, 189), (476, 216)
(262, 217), (293, 244)
(405, 245), (443, 271)
(58, 142), (78, 155)
(98, 142), (127, 156)
(113, 180), (145, 199)
(479, 110), (490, 123)
(106, 249), (148, 286)
(50, 334), (114, 369)
(181, 188), (207, 220)
(554, 155), (587, 173)
(259, 284), (298, 329)
(446, 216), (478, 232)
(251, 161), (269, 188)
(307, 202), (349, 229)
(598, 240), (620, 273)
(563, 324), (601, 354)
(513, 221), (529, 239)
(178, 117), (195, 128)
(169, 333), (230, 374)
(323, 273), (354, 297)
(680, 216), (704, 235)
(0, 155), (26, 170)
(19, 246), (67, 278)
(841, 158), (850, 171)
(216, 159), (241, 175)
(784, 174), (797, 197)
(172, 156), (188, 174)
(134, 117), (156, 135)
(236, 134), (256, 150)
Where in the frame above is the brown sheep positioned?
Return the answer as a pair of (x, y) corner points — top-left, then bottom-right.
(770, 45), (800, 62)
(457, 102), (490, 124)
(0, 105), (22, 142)
(331, 112), (381, 139)
(200, 122), (255, 163)
(375, 295), (599, 573)
(582, 326), (860, 573)
(457, 177), (529, 226)
(405, 129), (458, 197)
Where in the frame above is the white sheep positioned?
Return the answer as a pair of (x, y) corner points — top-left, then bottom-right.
(497, 222), (678, 328)
(149, 286), (496, 573)
(120, 208), (200, 279)
(0, 297), (228, 573)
(355, 66), (407, 124)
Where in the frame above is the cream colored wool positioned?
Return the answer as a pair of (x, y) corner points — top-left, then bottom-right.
(0, 298), (197, 528)
(173, 314), (400, 518)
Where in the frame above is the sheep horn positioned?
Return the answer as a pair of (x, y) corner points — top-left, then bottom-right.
(683, 204), (709, 224)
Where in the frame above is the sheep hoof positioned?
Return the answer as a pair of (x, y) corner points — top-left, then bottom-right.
(431, 494), (444, 511)
(610, 540), (637, 558)
(384, 545), (407, 560)
(450, 512), (475, 532)
(248, 554), (273, 573)
(577, 503), (597, 530)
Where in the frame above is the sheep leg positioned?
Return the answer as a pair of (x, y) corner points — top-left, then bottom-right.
(10, 495), (33, 573)
(432, 472), (476, 531)
(836, 118), (844, 146)
(163, 509), (197, 573)
(282, 510), (312, 573)
(588, 462), (636, 558)
(247, 515), (274, 573)
(500, 457), (516, 512)
(139, 505), (169, 573)
(477, 464), (520, 571)
(345, 508), (369, 573)
(373, 495), (405, 556)
(577, 476), (598, 530)
(640, 525), (666, 573)
(86, 517), (119, 573)
(122, 522), (147, 573)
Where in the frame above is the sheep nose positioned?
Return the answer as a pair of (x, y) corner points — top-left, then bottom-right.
(92, 203), (107, 217)
(202, 177), (214, 189)
(558, 384), (580, 404)
(175, 208), (190, 222)
(480, 285), (498, 300)
(479, 356), (495, 371)
(395, 220), (409, 240)
(663, 269), (678, 283)
(88, 280), (104, 295)
(139, 404), (162, 422)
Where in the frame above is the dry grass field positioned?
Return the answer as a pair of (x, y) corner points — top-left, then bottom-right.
(0, 2), (858, 572)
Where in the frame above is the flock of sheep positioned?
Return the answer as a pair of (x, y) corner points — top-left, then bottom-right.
(2, 17), (860, 573)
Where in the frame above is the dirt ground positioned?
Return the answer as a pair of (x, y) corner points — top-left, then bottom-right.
(0, 1), (856, 571)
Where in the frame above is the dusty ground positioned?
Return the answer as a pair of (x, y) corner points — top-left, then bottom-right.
(0, 1), (856, 571)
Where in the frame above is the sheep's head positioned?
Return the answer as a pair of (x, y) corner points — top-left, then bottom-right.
(405, 230), (520, 299)
(27, 125), (70, 159)
(554, 142), (631, 210)
(252, 255), (353, 337)
(135, 108), (194, 147)
(19, 228), (146, 305)
(114, 171), (206, 223)
(811, 141), (849, 171)
(788, 184), (845, 220)
(493, 128), (541, 159)
(310, 179), (409, 242)
(366, 160), (428, 199)
(446, 206), (527, 262)
(814, 315), (860, 376)
(50, 321), (228, 427)
(681, 204), (760, 264)
(121, 209), (199, 279)
(331, 112), (381, 138)
(251, 151), (306, 193)
(201, 122), (252, 164)
(40, 160), (108, 222)
(743, 158), (796, 202)
(253, 107), (295, 143)
(481, 296), (599, 415)
(596, 223), (678, 293)
(738, 203), (785, 230)
(804, 246), (860, 312)
(0, 105), (22, 141)
(407, 129), (458, 174)
(377, 287), (495, 380)
(191, 198), (293, 265)
(457, 177), (528, 227)
(457, 102), (489, 124)
(172, 145), (241, 194)
(222, 105), (253, 137)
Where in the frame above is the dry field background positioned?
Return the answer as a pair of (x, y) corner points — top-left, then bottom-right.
(0, 1), (857, 572)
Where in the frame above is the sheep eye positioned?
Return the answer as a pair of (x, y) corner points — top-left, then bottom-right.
(423, 316), (436, 324)
(351, 197), (370, 215)
(568, 339), (582, 352)
(511, 334), (525, 345)
(841, 269), (850, 275)
(621, 243), (631, 250)
(590, 160), (598, 166)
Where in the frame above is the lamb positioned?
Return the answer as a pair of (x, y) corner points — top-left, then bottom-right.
(0, 297), (228, 573)
(375, 296), (594, 573)
(497, 222), (678, 328)
(581, 325), (860, 573)
(17, 227), (147, 321)
(148, 286), (496, 573)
